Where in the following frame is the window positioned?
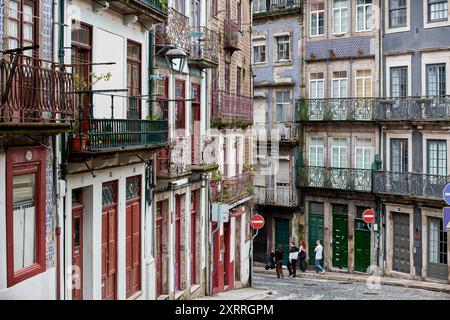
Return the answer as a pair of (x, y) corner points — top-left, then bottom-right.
(191, 0), (200, 29)
(174, 0), (184, 14)
(332, 71), (348, 98)
(8, 0), (36, 55)
(333, 0), (348, 34)
(331, 138), (347, 168)
(390, 66), (408, 97)
(356, 0), (373, 31)
(309, 138), (325, 167)
(356, 70), (372, 97)
(238, 1), (242, 30)
(389, 0), (407, 28)
(427, 140), (447, 176)
(237, 67), (242, 95)
(276, 35), (290, 61)
(391, 139), (408, 172)
(276, 91), (291, 122)
(175, 80), (185, 130)
(427, 64), (446, 97)
(7, 147), (46, 287)
(253, 0), (267, 13)
(225, 62), (231, 93)
(428, 0), (448, 22)
(355, 138), (372, 169)
(310, 3), (325, 36)
(253, 44), (266, 64)
(127, 41), (141, 119)
(309, 73), (324, 99)
(211, 0), (218, 16)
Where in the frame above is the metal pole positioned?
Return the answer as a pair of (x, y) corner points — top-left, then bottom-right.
(250, 228), (259, 287)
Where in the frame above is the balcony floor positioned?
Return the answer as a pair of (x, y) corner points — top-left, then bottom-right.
(0, 122), (72, 135)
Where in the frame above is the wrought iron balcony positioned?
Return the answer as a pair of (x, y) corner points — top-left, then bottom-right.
(253, 0), (302, 14)
(106, 0), (168, 24)
(252, 123), (298, 142)
(297, 166), (372, 192)
(211, 91), (253, 126)
(188, 27), (219, 69)
(373, 96), (450, 122)
(70, 95), (168, 152)
(154, 7), (190, 53)
(210, 171), (254, 204)
(373, 171), (449, 200)
(255, 185), (298, 207)
(223, 18), (241, 51)
(155, 136), (191, 177)
(0, 55), (75, 133)
(296, 98), (374, 122)
(190, 135), (219, 171)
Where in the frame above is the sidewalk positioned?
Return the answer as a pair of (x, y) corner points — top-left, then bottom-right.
(254, 266), (450, 294)
(195, 287), (275, 300)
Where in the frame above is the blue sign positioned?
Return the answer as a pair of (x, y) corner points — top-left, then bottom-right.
(443, 184), (450, 205)
(444, 208), (450, 230)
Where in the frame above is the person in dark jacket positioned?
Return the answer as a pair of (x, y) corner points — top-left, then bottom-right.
(298, 239), (308, 272)
(288, 242), (300, 277)
(275, 245), (284, 279)
(265, 250), (276, 270)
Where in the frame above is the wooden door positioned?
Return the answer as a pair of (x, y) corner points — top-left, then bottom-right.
(175, 195), (181, 291)
(155, 202), (163, 296)
(275, 218), (290, 266)
(354, 207), (371, 273)
(72, 189), (83, 300)
(191, 84), (201, 164)
(190, 191), (197, 285)
(125, 176), (141, 298)
(308, 202), (325, 265)
(393, 213), (410, 273)
(332, 207), (349, 269)
(102, 182), (117, 300)
(223, 223), (230, 286)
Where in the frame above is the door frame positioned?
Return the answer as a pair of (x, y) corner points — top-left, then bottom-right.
(72, 189), (84, 300)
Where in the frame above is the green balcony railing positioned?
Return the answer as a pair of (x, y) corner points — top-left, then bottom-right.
(138, 0), (168, 15)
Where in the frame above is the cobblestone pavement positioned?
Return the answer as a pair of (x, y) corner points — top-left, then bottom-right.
(253, 272), (450, 300)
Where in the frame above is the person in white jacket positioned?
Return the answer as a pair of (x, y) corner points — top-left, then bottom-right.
(314, 240), (325, 274)
(288, 242), (299, 277)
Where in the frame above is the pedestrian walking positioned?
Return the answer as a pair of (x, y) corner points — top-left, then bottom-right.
(298, 239), (308, 272)
(288, 242), (299, 277)
(314, 240), (325, 274)
(275, 245), (284, 279)
(265, 250), (276, 270)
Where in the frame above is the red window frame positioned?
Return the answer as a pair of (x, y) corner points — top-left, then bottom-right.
(127, 40), (142, 119)
(175, 79), (186, 130)
(7, 0), (38, 54)
(6, 146), (46, 287)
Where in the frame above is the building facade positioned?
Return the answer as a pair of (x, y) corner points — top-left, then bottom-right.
(252, 0), (303, 265)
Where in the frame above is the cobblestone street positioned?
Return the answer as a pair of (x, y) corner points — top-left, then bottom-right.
(253, 272), (450, 300)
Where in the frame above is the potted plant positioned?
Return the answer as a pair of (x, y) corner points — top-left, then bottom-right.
(329, 49), (335, 60)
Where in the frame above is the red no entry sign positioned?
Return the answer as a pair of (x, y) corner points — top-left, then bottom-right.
(250, 214), (265, 230)
(362, 209), (375, 224)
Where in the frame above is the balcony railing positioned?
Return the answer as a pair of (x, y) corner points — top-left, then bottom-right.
(253, 0), (302, 14)
(297, 166), (372, 192)
(155, 136), (190, 177)
(188, 27), (219, 68)
(191, 135), (219, 169)
(106, 0), (168, 24)
(139, 0), (168, 14)
(0, 55), (75, 126)
(210, 172), (254, 204)
(275, 123), (298, 141)
(211, 91), (253, 125)
(224, 18), (240, 50)
(373, 171), (449, 200)
(296, 96), (450, 122)
(373, 96), (450, 121)
(154, 8), (190, 52)
(255, 186), (298, 206)
(70, 95), (168, 152)
(296, 98), (374, 121)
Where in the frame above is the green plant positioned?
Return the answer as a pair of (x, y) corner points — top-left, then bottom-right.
(159, 0), (167, 10)
(146, 113), (162, 121)
(73, 72), (112, 91)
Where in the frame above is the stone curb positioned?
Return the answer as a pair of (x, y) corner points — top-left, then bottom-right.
(254, 267), (450, 294)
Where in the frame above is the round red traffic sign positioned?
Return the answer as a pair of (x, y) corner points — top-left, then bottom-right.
(362, 209), (375, 224)
(250, 214), (265, 230)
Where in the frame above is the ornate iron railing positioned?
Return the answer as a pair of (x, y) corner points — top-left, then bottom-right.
(297, 166), (372, 192)
(156, 136), (190, 176)
(296, 98), (374, 121)
(191, 135), (219, 167)
(255, 186), (298, 206)
(0, 55), (75, 124)
(253, 0), (302, 13)
(154, 8), (190, 52)
(224, 18), (240, 49)
(139, 0), (168, 14)
(211, 91), (253, 125)
(373, 171), (449, 199)
(373, 96), (450, 121)
(210, 172), (254, 204)
(275, 123), (298, 141)
(189, 26), (219, 67)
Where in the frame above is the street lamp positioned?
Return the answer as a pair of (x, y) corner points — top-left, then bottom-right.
(165, 48), (187, 73)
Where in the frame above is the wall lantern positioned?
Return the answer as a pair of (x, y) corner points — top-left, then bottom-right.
(165, 48), (187, 73)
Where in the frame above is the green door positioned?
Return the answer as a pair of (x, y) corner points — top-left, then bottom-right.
(308, 202), (325, 265)
(332, 204), (348, 269)
(275, 218), (290, 266)
(354, 207), (371, 273)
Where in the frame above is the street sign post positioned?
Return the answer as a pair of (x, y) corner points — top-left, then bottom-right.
(444, 207), (450, 230)
(443, 183), (450, 205)
(362, 209), (375, 224)
(250, 214), (265, 230)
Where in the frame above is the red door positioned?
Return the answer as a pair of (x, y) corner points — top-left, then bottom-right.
(125, 176), (141, 298)
(72, 189), (83, 300)
(102, 181), (117, 300)
(191, 84), (201, 164)
(155, 201), (163, 296)
(223, 222), (230, 287)
(190, 191), (197, 285)
(175, 195), (182, 291)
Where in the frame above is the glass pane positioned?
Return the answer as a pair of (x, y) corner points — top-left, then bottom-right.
(74, 218), (80, 247)
(13, 173), (36, 272)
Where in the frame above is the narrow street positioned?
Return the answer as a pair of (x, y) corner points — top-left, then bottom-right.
(252, 272), (450, 300)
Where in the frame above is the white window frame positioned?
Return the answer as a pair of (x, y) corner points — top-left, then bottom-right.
(355, 138), (372, 169)
(332, 0), (348, 35)
(356, 0), (373, 32)
(310, 3), (325, 37)
(275, 90), (292, 122)
(332, 71), (348, 98)
(385, 0), (410, 34)
(309, 73), (325, 99)
(276, 35), (290, 62)
(309, 137), (325, 167)
(355, 70), (372, 97)
(253, 43), (266, 64)
(331, 138), (348, 168)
